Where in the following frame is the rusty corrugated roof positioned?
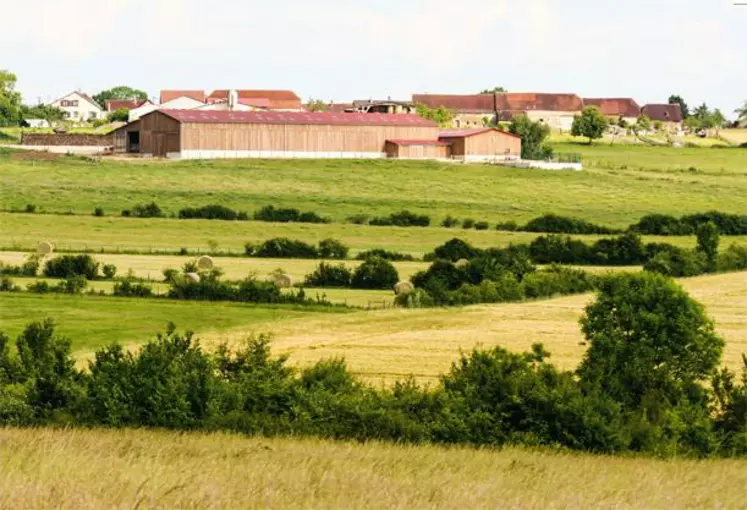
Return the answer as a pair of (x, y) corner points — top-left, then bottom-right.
(160, 90), (206, 104)
(156, 109), (438, 127)
(641, 104), (683, 123)
(439, 128), (521, 139)
(583, 98), (641, 117)
(387, 139), (451, 146)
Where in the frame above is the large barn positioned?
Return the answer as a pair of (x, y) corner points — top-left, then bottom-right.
(112, 109), (521, 161)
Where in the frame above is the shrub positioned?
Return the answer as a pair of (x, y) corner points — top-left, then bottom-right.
(695, 222), (720, 272)
(394, 288), (435, 308)
(44, 255), (99, 280)
(113, 279), (154, 297)
(429, 238), (482, 262)
(630, 213), (689, 235)
(644, 249), (706, 277)
(449, 275), (523, 305)
(304, 263), (352, 287)
(370, 210), (430, 227)
(495, 221), (518, 231)
(522, 214), (617, 235)
(411, 261), (468, 291)
(318, 238), (349, 260)
(55, 276), (88, 294)
(0, 277), (18, 292)
(474, 221), (490, 231)
(717, 244), (747, 272)
(24, 204), (37, 214)
(249, 238), (319, 259)
(530, 235), (593, 264)
(162, 268), (179, 283)
(521, 266), (597, 300)
(178, 205), (243, 221)
(253, 205), (329, 224)
(346, 214), (369, 225)
(355, 249), (414, 262)
(351, 257), (399, 289)
(441, 215), (460, 228)
(123, 202), (164, 218)
(681, 211), (747, 236)
(21, 255), (41, 277)
(590, 232), (647, 265)
(467, 246), (536, 282)
(93, 207), (104, 217)
(102, 264), (117, 280)
(461, 218), (475, 229)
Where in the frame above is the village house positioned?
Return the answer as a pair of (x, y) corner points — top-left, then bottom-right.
(641, 103), (684, 133)
(104, 99), (149, 113)
(50, 91), (104, 122)
(582, 98), (640, 126)
(206, 90), (302, 111)
(351, 99), (416, 114)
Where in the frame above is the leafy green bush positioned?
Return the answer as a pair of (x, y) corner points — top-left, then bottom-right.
(441, 215), (460, 228)
(495, 221), (519, 231)
(346, 214), (369, 225)
(178, 205), (245, 221)
(253, 205), (329, 224)
(474, 221), (490, 231)
(428, 238), (482, 262)
(631, 211), (747, 236)
(93, 207), (104, 217)
(102, 264), (117, 280)
(246, 238), (319, 259)
(113, 279), (153, 297)
(0, 277), (19, 292)
(520, 266), (596, 300)
(522, 214), (618, 235)
(370, 210), (430, 227)
(461, 218), (475, 229)
(122, 202), (164, 218)
(351, 257), (399, 289)
(644, 249), (706, 277)
(630, 213), (689, 235)
(318, 238), (349, 260)
(717, 244), (747, 272)
(44, 255), (99, 280)
(304, 263), (352, 287)
(355, 249), (414, 262)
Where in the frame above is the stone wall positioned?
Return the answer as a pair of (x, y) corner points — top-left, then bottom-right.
(20, 133), (113, 147)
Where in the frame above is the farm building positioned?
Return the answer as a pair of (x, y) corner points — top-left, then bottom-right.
(582, 98), (640, 125)
(385, 140), (451, 159)
(439, 128), (522, 161)
(116, 109), (439, 159)
(641, 104), (684, 133)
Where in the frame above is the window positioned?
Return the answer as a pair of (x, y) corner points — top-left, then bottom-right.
(89, 111), (97, 120)
(60, 99), (79, 107)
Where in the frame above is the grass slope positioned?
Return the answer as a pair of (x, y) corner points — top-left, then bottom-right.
(1, 428), (745, 510)
(4, 213), (740, 256)
(1, 144), (746, 226)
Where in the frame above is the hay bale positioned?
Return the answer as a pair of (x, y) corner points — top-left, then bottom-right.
(185, 272), (200, 283)
(197, 255), (214, 270)
(38, 241), (54, 255)
(271, 273), (293, 289)
(393, 281), (415, 295)
(455, 258), (469, 268)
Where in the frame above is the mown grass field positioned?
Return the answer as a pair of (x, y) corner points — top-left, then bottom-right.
(1, 143), (745, 228)
(1, 428), (745, 510)
(4, 213), (743, 257)
(2, 272), (744, 383)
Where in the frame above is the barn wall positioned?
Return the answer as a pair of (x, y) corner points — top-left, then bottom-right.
(440, 137), (466, 157)
(464, 132), (521, 158)
(388, 143), (450, 159)
(179, 123), (439, 157)
(140, 111), (181, 156)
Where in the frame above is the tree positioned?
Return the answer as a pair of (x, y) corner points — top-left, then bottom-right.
(508, 114), (552, 160)
(92, 86), (147, 109)
(711, 109), (726, 134)
(306, 99), (327, 112)
(634, 114), (651, 134)
(578, 272), (724, 408)
(734, 100), (747, 125)
(0, 69), (22, 127)
(668, 95), (690, 119)
(415, 103), (454, 128)
(21, 103), (65, 124)
(107, 108), (129, 122)
(695, 222), (720, 272)
(479, 86), (506, 94)
(571, 106), (608, 144)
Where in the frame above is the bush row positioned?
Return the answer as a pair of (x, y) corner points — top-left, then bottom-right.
(2, 274), (744, 457)
(244, 238), (348, 259)
(631, 211), (747, 236)
(304, 258), (400, 290)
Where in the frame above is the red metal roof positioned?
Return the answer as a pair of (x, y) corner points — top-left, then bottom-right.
(439, 128), (521, 139)
(208, 90), (301, 109)
(156, 109), (438, 127)
(641, 104), (683, 123)
(583, 98), (640, 118)
(387, 139), (451, 146)
(160, 90), (206, 104)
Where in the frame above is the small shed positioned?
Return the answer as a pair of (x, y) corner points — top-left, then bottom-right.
(111, 119), (142, 153)
(438, 128), (521, 161)
(385, 139), (451, 159)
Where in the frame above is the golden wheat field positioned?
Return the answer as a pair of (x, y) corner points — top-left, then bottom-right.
(199, 271), (747, 384)
(1, 428), (745, 510)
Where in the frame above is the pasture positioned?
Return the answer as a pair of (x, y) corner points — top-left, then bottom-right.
(1, 144), (746, 228)
(1, 427), (745, 510)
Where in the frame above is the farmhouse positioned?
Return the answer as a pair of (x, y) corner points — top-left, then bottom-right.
(50, 91), (104, 121)
(582, 98), (640, 125)
(641, 104), (684, 133)
(412, 94), (496, 128)
(206, 90), (302, 111)
(105, 99), (148, 113)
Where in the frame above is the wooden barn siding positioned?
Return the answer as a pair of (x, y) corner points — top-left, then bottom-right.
(465, 132), (521, 156)
(441, 137), (466, 157)
(385, 142), (449, 159)
(111, 120), (141, 152)
(140, 112), (181, 155)
(180, 123), (439, 153)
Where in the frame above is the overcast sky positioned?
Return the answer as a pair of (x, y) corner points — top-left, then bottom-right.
(3, 0), (745, 117)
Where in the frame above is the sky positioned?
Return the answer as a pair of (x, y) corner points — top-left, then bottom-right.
(2, 0), (746, 117)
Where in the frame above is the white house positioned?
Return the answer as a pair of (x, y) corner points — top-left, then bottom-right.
(50, 91), (104, 122)
(128, 100), (158, 122)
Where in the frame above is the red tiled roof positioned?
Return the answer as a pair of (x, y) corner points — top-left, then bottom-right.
(105, 99), (147, 112)
(156, 109), (438, 127)
(641, 104), (683, 123)
(387, 139), (451, 146)
(208, 90), (301, 109)
(412, 94), (495, 112)
(496, 93), (584, 112)
(583, 98), (640, 118)
(160, 90), (206, 104)
(238, 98), (271, 108)
(439, 128), (521, 139)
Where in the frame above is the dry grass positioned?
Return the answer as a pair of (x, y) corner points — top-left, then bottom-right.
(0, 427), (745, 510)
(202, 272), (747, 384)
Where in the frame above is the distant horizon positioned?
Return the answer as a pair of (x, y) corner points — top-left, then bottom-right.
(4, 0), (745, 119)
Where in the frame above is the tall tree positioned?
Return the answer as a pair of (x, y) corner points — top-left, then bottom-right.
(734, 101), (747, 125)
(0, 69), (22, 127)
(92, 86), (148, 109)
(21, 104), (65, 123)
(668, 94), (690, 119)
(508, 114), (552, 160)
(571, 106), (608, 144)
(415, 104), (454, 128)
(305, 99), (327, 112)
(479, 86), (507, 94)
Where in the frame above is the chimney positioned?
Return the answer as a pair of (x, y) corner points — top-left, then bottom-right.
(228, 89), (238, 110)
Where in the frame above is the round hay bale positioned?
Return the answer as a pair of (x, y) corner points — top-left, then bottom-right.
(185, 272), (201, 283)
(393, 281), (415, 295)
(38, 241), (54, 255)
(197, 255), (214, 270)
(455, 258), (469, 268)
(271, 273), (293, 289)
